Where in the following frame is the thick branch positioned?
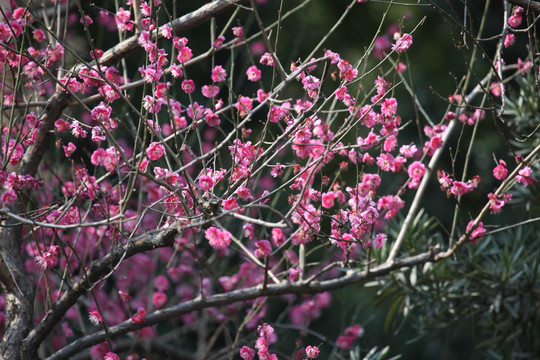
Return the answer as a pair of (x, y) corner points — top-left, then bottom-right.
(21, 227), (179, 358)
(0, 204), (36, 360)
(20, 0), (247, 178)
(3, 2), (247, 359)
(47, 249), (439, 360)
(97, 0), (248, 67)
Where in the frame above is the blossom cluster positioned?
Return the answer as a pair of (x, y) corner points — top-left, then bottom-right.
(0, 1), (537, 359)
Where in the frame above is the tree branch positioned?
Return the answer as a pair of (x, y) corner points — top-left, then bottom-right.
(386, 70), (494, 263)
(47, 248), (440, 360)
(21, 227), (179, 358)
(1, 2), (248, 359)
(0, 213), (35, 360)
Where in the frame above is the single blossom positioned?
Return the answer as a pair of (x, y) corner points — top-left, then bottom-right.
(246, 65), (261, 82)
(213, 35), (225, 49)
(104, 352), (120, 360)
(152, 292), (168, 308)
(177, 46), (193, 63)
(198, 174), (214, 190)
(407, 161), (425, 188)
(374, 233), (387, 249)
(254, 240), (272, 257)
(240, 346), (255, 360)
(504, 33), (515, 48)
(466, 221), (486, 243)
(131, 307), (147, 323)
(232, 26), (243, 37)
(305, 345), (320, 358)
(493, 159), (508, 180)
(321, 192), (336, 208)
(146, 142), (165, 161)
(63, 142), (76, 157)
(211, 65), (227, 82)
(89, 311), (103, 326)
(181, 79), (195, 93)
(202, 84), (220, 98)
(391, 33), (413, 53)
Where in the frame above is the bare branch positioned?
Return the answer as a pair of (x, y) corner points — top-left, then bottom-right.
(47, 248), (440, 360)
(21, 227), (179, 357)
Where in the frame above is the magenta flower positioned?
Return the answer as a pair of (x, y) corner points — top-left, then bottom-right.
(246, 65), (261, 82)
(321, 192), (336, 209)
(213, 35), (225, 49)
(508, 14), (522, 28)
(205, 226), (232, 248)
(146, 142), (165, 161)
(407, 161), (426, 179)
(181, 79), (195, 93)
(91, 102), (112, 123)
(374, 233), (387, 249)
(154, 275), (169, 292)
(115, 8), (133, 32)
(63, 142), (76, 157)
(198, 174), (214, 190)
(131, 307), (147, 323)
(232, 26), (243, 37)
(240, 346), (255, 360)
(254, 240), (272, 258)
(104, 352), (120, 360)
(516, 166), (537, 187)
(260, 52), (275, 66)
(211, 65), (227, 82)
(152, 292), (168, 308)
(6, 140), (24, 165)
(271, 228), (285, 247)
(89, 311), (103, 326)
(177, 46), (193, 63)
(391, 33), (413, 53)
(466, 221), (486, 243)
(1, 190), (17, 205)
(305, 345), (320, 358)
(488, 192), (512, 214)
(504, 33), (515, 48)
(32, 29), (45, 42)
(336, 324), (364, 349)
(493, 160), (508, 180)
(235, 96), (253, 117)
(202, 84), (219, 98)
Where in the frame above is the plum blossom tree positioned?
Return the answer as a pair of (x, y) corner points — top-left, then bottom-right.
(0, 0), (538, 359)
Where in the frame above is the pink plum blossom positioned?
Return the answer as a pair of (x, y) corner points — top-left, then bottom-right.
(392, 33), (413, 53)
(198, 174), (214, 190)
(181, 79), (195, 93)
(205, 226), (232, 248)
(466, 221), (486, 243)
(516, 166), (537, 187)
(89, 311), (103, 326)
(305, 345), (320, 358)
(146, 142), (165, 160)
(254, 240), (272, 257)
(493, 160), (508, 180)
(63, 142), (76, 157)
(211, 65), (227, 82)
(246, 65), (261, 82)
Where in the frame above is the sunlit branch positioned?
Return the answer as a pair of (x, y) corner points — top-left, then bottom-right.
(48, 248), (440, 360)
